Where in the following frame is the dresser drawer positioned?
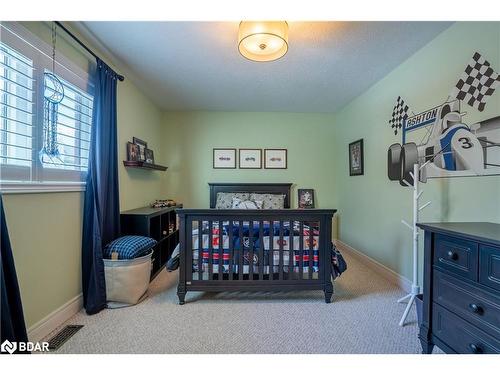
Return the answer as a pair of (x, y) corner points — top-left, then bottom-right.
(434, 234), (478, 280)
(432, 303), (500, 354)
(480, 245), (500, 291)
(433, 271), (500, 339)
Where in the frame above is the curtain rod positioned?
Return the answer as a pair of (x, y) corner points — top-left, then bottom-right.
(55, 21), (125, 82)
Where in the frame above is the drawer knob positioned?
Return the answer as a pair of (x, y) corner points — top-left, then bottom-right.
(468, 303), (484, 315)
(447, 250), (458, 261)
(468, 343), (483, 354)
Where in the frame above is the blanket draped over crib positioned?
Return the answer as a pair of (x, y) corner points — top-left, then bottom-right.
(168, 221), (346, 278)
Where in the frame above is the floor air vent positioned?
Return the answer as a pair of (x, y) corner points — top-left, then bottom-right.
(47, 325), (84, 351)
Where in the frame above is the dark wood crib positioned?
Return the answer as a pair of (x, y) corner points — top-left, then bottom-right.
(175, 183), (337, 304)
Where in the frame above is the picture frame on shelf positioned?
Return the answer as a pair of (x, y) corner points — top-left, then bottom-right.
(213, 148), (237, 169)
(264, 148), (287, 169)
(127, 142), (139, 161)
(145, 149), (154, 164)
(133, 137), (147, 162)
(349, 139), (364, 176)
(298, 189), (315, 209)
(239, 148), (262, 169)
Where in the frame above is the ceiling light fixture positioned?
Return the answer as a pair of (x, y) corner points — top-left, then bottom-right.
(238, 21), (288, 62)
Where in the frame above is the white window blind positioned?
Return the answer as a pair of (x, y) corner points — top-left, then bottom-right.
(40, 71), (93, 172)
(0, 22), (94, 191)
(0, 43), (35, 181)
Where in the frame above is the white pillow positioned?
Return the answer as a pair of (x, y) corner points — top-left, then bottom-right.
(249, 193), (285, 209)
(215, 192), (249, 209)
(231, 197), (263, 209)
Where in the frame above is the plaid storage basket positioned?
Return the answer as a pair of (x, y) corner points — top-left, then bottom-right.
(103, 235), (157, 259)
(104, 250), (152, 308)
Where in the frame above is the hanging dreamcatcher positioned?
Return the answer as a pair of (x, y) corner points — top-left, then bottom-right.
(40, 22), (65, 162)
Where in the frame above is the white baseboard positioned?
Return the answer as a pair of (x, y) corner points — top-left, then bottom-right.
(28, 294), (83, 343)
(335, 240), (412, 293)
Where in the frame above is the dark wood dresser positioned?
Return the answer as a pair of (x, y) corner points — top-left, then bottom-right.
(120, 205), (182, 279)
(416, 222), (500, 354)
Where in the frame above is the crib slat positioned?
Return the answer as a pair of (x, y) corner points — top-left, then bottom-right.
(288, 221), (293, 280)
(228, 221), (234, 281)
(249, 220), (254, 280)
(198, 220), (203, 281)
(309, 222), (314, 280)
(299, 221), (304, 280)
(219, 220), (223, 280)
(259, 220), (264, 281)
(238, 220), (243, 281)
(279, 220), (284, 280)
(269, 220), (274, 280)
(208, 220), (213, 280)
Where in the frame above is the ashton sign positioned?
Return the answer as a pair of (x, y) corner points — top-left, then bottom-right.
(404, 105), (440, 131)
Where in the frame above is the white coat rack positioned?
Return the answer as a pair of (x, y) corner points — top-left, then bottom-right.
(398, 162), (431, 326)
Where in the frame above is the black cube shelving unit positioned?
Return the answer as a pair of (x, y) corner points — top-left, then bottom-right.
(120, 204), (182, 280)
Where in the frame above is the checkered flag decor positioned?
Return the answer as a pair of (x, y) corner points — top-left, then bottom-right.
(388, 96), (410, 135)
(450, 52), (500, 112)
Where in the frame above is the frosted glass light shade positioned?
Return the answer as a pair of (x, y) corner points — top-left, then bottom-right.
(238, 21), (288, 62)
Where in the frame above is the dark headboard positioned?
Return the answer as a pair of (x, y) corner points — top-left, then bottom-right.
(208, 183), (292, 208)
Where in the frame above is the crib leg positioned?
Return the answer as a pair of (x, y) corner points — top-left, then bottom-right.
(178, 293), (186, 305)
(324, 281), (334, 303)
(177, 285), (186, 305)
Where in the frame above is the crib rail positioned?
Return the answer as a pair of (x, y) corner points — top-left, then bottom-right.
(176, 209), (336, 304)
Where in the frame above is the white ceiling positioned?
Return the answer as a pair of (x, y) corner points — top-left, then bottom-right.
(74, 21), (452, 113)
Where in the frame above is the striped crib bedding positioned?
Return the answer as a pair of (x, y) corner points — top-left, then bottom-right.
(191, 221), (320, 278)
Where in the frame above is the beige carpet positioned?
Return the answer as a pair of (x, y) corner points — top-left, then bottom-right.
(45, 252), (432, 354)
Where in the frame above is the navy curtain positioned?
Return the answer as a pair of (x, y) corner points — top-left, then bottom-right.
(81, 59), (120, 315)
(1, 195), (29, 351)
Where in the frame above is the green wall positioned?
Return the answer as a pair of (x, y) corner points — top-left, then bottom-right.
(3, 192), (84, 329)
(117, 82), (166, 211)
(162, 111), (336, 209)
(332, 22), (500, 281)
(2, 23), (165, 330)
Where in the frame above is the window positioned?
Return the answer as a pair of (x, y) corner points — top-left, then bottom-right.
(40, 71), (92, 172)
(0, 22), (94, 192)
(0, 43), (34, 181)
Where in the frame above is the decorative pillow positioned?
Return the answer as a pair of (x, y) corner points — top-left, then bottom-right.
(215, 192), (249, 209)
(231, 197), (263, 209)
(249, 193), (286, 209)
(103, 235), (157, 260)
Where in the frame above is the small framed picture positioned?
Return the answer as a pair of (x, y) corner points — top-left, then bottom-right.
(213, 148), (237, 169)
(145, 149), (154, 164)
(349, 139), (364, 176)
(264, 149), (287, 169)
(127, 142), (139, 161)
(133, 137), (147, 162)
(298, 189), (315, 209)
(239, 149), (262, 169)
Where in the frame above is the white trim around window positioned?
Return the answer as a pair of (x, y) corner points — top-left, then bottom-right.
(0, 181), (85, 194)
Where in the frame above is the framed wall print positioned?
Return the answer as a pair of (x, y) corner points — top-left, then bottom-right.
(133, 137), (147, 162)
(264, 149), (287, 169)
(349, 139), (364, 176)
(298, 189), (315, 209)
(127, 142), (139, 161)
(145, 149), (154, 164)
(239, 149), (262, 169)
(213, 148), (237, 169)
